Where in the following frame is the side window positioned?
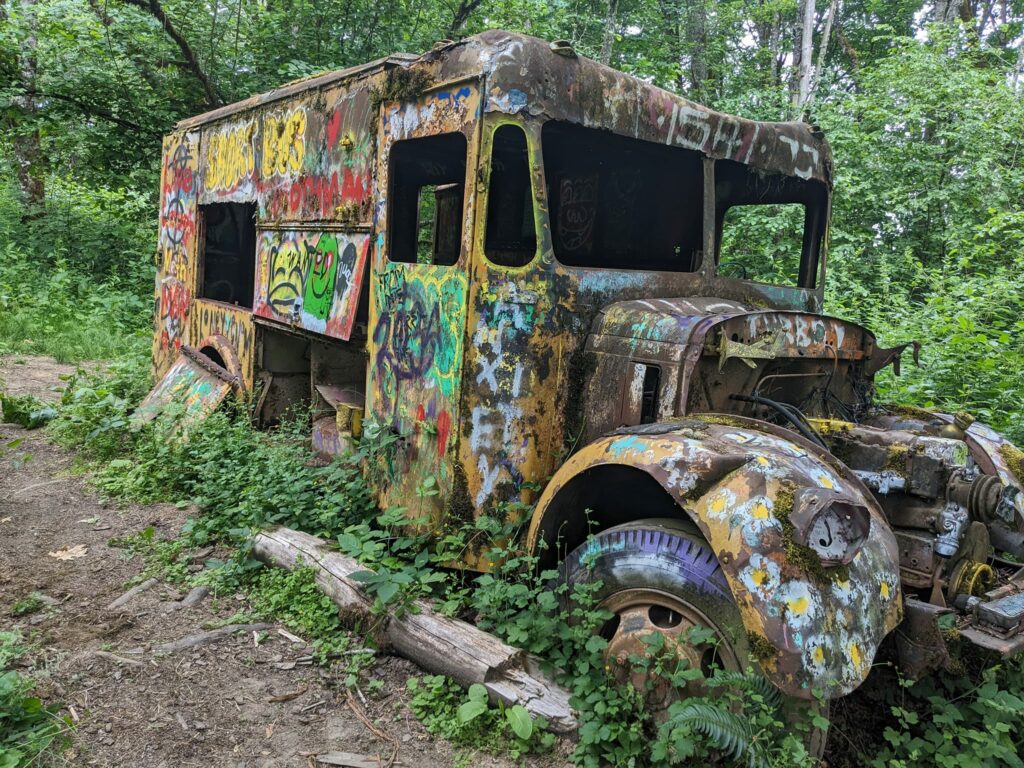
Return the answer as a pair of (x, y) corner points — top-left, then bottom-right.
(388, 133), (467, 266)
(714, 160), (827, 288)
(199, 202), (256, 307)
(541, 121), (704, 272)
(484, 125), (537, 268)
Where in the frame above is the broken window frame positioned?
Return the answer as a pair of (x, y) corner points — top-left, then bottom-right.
(712, 160), (829, 291)
(386, 132), (469, 267)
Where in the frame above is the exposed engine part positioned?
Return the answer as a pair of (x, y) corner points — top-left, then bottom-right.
(948, 470), (1023, 530)
(990, 522), (1024, 560)
(855, 470), (907, 495)
(894, 599), (953, 679)
(948, 558), (996, 600)
(934, 502), (969, 557)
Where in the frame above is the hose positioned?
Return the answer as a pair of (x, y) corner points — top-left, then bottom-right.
(729, 393), (828, 449)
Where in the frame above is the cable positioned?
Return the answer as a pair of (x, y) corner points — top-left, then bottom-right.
(730, 394), (828, 449)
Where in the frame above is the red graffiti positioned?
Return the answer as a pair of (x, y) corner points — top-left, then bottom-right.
(436, 409), (452, 458)
(341, 167), (370, 203)
(259, 165), (371, 221)
(416, 403), (426, 421)
(327, 109), (342, 148)
(159, 278), (190, 351)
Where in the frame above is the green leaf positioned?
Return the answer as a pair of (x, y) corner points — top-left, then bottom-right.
(457, 699), (488, 723)
(506, 705), (533, 741)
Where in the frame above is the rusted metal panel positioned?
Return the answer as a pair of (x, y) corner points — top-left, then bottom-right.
(153, 131), (200, 379)
(188, 300), (256, 389)
(253, 229), (370, 340)
(367, 81), (483, 522)
(136, 346), (237, 426)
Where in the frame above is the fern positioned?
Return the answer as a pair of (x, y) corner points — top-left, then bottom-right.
(707, 668), (784, 710)
(663, 701), (768, 768)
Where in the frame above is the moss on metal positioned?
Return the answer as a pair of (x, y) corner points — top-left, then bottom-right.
(370, 67), (434, 108)
(999, 443), (1024, 486)
(746, 630), (778, 663)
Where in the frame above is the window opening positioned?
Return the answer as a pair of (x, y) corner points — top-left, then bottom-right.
(714, 160), (827, 288)
(541, 121), (703, 272)
(388, 133), (467, 266)
(199, 202), (256, 308)
(485, 125), (537, 268)
(640, 365), (660, 424)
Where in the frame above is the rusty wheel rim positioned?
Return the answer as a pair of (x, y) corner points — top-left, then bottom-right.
(600, 587), (741, 710)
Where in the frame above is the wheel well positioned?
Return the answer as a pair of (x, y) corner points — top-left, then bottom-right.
(533, 464), (691, 569)
(199, 345), (228, 370)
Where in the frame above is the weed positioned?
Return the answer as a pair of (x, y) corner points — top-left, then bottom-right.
(109, 526), (190, 584)
(406, 675), (555, 758)
(9, 595), (46, 618)
(0, 393), (56, 430)
(0, 632), (70, 765)
(247, 565), (354, 664)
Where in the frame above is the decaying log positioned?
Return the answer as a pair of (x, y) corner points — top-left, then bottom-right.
(251, 527), (577, 734)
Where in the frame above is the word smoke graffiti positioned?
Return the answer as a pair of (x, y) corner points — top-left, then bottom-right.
(205, 120), (257, 192)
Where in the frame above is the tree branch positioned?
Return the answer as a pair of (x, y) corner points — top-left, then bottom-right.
(120, 0), (221, 107)
(447, 0), (483, 37)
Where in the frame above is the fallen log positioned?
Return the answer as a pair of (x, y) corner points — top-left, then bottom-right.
(251, 526), (577, 734)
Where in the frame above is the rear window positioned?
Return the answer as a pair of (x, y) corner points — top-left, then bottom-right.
(542, 121), (704, 272)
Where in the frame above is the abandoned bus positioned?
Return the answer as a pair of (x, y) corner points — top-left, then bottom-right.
(145, 29), (1024, 726)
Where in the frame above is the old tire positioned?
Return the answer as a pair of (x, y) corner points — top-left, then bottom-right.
(558, 517), (828, 760)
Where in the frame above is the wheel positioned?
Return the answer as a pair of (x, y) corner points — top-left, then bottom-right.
(558, 517), (828, 759)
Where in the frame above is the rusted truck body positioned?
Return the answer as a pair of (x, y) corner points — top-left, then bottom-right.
(147, 30), (1024, 713)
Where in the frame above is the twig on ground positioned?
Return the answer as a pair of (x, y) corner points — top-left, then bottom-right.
(152, 623), (273, 654)
(106, 577), (159, 611)
(346, 689), (399, 768)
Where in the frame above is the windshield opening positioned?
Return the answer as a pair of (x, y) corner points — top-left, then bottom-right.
(714, 160), (827, 288)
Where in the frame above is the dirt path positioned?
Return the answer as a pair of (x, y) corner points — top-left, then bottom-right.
(1, 355), (563, 768)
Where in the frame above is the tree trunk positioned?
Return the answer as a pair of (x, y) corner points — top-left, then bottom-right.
(686, 0), (709, 100)
(791, 0), (815, 110)
(250, 527), (578, 734)
(934, 0), (965, 23)
(804, 0), (838, 108)
(448, 0), (483, 37)
(599, 0), (619, 65)
(11, 0), (45, 214)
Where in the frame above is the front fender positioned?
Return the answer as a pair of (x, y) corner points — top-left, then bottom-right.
(528, 416), (902, 699)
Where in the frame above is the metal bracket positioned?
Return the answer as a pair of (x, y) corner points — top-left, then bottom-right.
(717, 328), (786, 371)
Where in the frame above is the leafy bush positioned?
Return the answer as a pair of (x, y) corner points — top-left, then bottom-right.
(0, 244), (151, 363)
(0, 632), (68, 766)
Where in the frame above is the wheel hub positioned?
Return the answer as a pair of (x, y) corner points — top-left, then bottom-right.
(601, 588), (739, 710)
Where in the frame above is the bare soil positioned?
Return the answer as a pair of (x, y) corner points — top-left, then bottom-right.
(0, 355), (567, 768)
